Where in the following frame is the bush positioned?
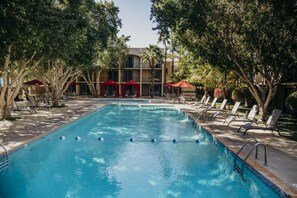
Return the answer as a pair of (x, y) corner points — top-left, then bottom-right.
(231, 86), (252, 106)
(285, 91), (297, 118)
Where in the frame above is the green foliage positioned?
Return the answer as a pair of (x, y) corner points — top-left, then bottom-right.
(141, 44), (164, 98)
(286, 92), (297, 118)
(231, 86), (251, 103)
(151, 0), (297, 119)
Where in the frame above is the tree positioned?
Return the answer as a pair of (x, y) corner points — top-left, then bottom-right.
(80, 38), (119, 96)
(34, 0), (120, 105)
(151, 0), (297, 120)
(115, 35), (130, 96)
(141, 45), (164, 98)
(0, 0), (49, 119)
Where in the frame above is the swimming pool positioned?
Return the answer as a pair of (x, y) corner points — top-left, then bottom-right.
(0, 105), (283, 197)
(97, 99), (150, 104)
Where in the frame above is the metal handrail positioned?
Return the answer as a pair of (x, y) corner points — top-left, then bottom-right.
(255, 143), (268, 166)
(0, 142), (9, 171)
(0, 142), (9, 160)
(234, 139), (268, 181)
(234, 139), (258, 180)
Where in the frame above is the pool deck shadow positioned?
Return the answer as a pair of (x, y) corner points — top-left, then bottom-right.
(180, 104), (297, 197)
(1, 98), (297, 197)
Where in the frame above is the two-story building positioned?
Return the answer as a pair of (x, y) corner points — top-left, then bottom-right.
(76, 48), (175, 97)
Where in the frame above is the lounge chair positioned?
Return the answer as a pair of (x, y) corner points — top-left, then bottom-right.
(237, 109), (282, 136)
(195, 97), (217, 111)
(215, 101), (241, 120)
(225, 105), (258, 126)
(125, 90), (130, 97)
(27, 95), (50, 110)
(11, 101), (36, 114)
(189, 95), (206, 107)
(192, 96), (211, 110)
(196, 99), (228, 121)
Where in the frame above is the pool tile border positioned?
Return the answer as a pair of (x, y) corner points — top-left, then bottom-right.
(184, 110), (297, 198)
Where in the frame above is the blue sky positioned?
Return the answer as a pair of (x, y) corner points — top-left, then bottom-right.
(105, 0), (161, 48)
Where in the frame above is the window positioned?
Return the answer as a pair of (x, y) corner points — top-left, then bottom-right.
(124, 71), (133, 81)
(108, 71), (118, 81)
(126, 56), (134, 68)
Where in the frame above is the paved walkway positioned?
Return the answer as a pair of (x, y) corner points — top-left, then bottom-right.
(0, 98), (297, 196)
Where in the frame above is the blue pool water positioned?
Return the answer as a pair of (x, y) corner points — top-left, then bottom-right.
(0, 105), (281, 197)
(97, 99), (150, 104)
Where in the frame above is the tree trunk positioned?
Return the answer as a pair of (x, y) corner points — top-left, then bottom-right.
(81, 71), (96, 96)
(52, 91), (60, 107)
(96, 71), (101, 96)
(0, 45), (30, 119)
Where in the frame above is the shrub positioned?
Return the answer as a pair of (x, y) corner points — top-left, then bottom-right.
(231, 86), (252, 106)
(285, 91), (297, 118)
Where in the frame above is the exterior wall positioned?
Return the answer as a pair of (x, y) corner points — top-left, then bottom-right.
(75, 47), (173, 97)
(164, 59), (179, 83)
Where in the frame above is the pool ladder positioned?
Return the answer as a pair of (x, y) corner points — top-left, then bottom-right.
(0, 142), (9, 172)
(234, 139), (268, 181)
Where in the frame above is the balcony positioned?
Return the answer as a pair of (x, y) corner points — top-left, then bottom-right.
(142, 77), (161, 83)
(125, 63), (140, 68)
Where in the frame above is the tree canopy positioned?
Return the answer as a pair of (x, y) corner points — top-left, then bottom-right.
(151, 0), (297, 119)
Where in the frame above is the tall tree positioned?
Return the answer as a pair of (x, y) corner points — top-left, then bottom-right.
(0, 0), (49, 119)
(141, 44), (164, 98)
(34, 0), (120, 105)
(151, 0), (297, 120)
(81, 38), (119, 96)
(115, 35), (130, 96)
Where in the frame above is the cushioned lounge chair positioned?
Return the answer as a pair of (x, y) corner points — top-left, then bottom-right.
(225, 105), (258, 126)
(237, 109), (282, 136)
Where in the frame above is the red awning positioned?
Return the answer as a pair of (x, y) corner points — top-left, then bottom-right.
(122, 80), (140, 97)
(101, 80), (119, 97)
(102, 80), (119, 86)
(171, 80), (194, 88)
(23, 79), (44, 86)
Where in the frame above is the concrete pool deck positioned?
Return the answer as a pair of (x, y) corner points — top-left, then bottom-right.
(0, 98), (297, 197)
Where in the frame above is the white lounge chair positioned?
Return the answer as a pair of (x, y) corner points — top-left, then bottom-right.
(193, 96), (211, 110)
(196, 99), (227, 121)
(225, 105), (258, 126)
(189, 95), (206, 107)
(195, 98), (218, 111)
(215, 101), (241, 120)
(238, 109), (282, 136)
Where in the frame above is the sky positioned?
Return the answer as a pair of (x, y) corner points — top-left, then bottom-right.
(105, 0), (162, 48)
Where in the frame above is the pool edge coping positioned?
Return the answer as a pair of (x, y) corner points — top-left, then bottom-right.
(183, 110), (297, 197)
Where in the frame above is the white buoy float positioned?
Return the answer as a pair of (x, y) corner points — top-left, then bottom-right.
(60, 136), (66, 140)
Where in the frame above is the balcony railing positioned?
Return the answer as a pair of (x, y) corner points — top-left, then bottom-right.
(142, 77), (161, 83)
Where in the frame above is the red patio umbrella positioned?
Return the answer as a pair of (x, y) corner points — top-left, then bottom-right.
(171, 80), (194, 88)
(164, 82), (175, 87)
